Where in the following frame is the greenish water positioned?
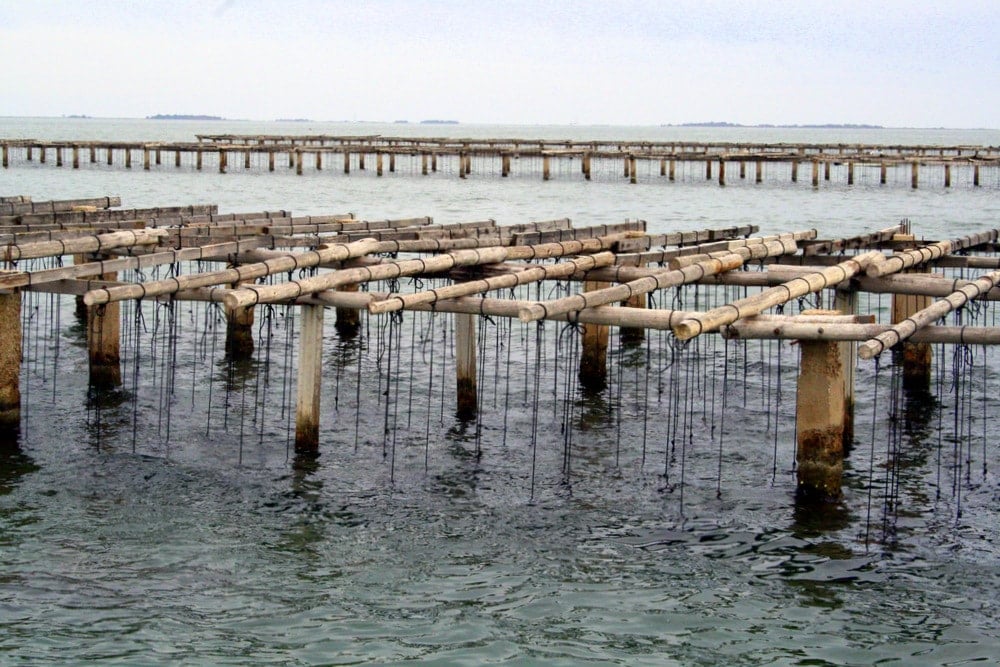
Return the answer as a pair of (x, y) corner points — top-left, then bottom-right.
(1, 119), (1000, 664)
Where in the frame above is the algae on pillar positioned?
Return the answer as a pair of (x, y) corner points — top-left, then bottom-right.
(795, 310), (847, 500)
(0, 285), (21, 431)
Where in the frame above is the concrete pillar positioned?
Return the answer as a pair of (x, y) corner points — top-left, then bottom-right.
(334, 283), (360, 337)
(796, 309), (846, 500)
(824, 161), (831, 181)
(833, 290), (857, 448)
(315, 151), (322, 171)
(175, 150), (181, 168)
(944, 163), (951, 187)
(755, 160), (763, 183)
(584, 154), (591, 180)
(87, 274), (121, 389)
(55, 147), (62, 166)
(0, 286), (21, 431)
(422, 153), (429, 175)
(143, 147), (150, 170)
(296, 150), (303, 176)
(543, 155), (550, 181)
(73, 145), (80, 169)
(155, 148), (161, 165)
(295, 304), (324, 454)
(107, 147), (113, 166)
(791, 160), (798, 182)
(974, 164), (980, 186)
(196, 149), (203, 170)
(717, 159), (726, 186)
(343, 151), (350, 174)
(2, 145), (8, 168)
(578, 281), (610, 390)
(27, 145), (33, 161)
(455, 312), (477, 420)
(911, 161), (919, 189)
(847, 161), (854, 185)
(502, 153), (510, 177)
(705, 159), (712, 180)
(880, 162), (887, 184)
(891, 262), (933, 391)
(629, 156), (637, 184)
(739, 160), (746, 179)
(619, 292), (646, 345)
(376, 152), (383, 176)
(268, 151), (275, 172)
(244, 150), (251, 169)
(124, 148), (131, 169)
(432, 154), (438, 172)
(669, 159), (676, 181)
(359, 153), (365, 170)
(225, 304), (255, 360)
(660, 158), (666, 177)
(389, 153), (395, 172)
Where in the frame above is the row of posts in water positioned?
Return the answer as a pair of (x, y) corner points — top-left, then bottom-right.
(2, 139), (997, 188)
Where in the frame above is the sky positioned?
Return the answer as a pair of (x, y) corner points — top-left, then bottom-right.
(0, 0), (997, 128)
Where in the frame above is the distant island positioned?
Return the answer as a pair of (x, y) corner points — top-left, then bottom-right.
(147, 114), (225, 121)
(64, 114), (92, 119)
(275, 118), (313, 122)
(666, 121), (884, 129)
(420, 119), (459, 125)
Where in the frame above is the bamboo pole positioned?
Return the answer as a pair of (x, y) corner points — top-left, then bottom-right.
(84, 237), (382, 306)
(225, 237), (620, 311)
(0, 282), (20, 429)
(1, 229), (168, 262)
(865, 230), (1000, 278)
(858, 269), (1000, 359)
(673, 251), (882, 340)
(368, 252), (615, 314)
(722, 321), (1000, 345)
(519, 239), (796, 323)
(295, 304), (324, 453)
(455, 312), (477, 419)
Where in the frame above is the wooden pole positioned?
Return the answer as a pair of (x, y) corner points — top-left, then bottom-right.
(660, 158), (666, 177)
(796, 309), (846, 500)
(705, 159), (712, 180)
(359, 152), (366, 170)
(673, 251), (881, 340)
(0, 284), (21, 430)
(454, 312), (477, 420)
(579, 281), (610, 390)
(432, 154), (438, 172)
(295, 304), (324, 454)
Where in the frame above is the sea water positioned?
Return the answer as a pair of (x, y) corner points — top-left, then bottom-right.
(1, 117), (1000, 664)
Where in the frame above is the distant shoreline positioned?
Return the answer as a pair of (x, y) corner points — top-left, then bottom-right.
(665, 122), (885, 129)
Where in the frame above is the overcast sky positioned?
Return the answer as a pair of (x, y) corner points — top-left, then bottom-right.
(1, 0), (996, 128)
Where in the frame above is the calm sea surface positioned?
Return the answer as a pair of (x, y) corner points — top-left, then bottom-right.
(2, 117), (1000, 665)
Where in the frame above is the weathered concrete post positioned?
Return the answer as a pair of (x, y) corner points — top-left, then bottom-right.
(376, 152), (383, 176)
(542, 155), (551, 181)
(422, 153), (429, 175)
(619, 292), (646, 345)
(124, 148), (132, 169)
(717, 159), (726, 186)
(343, 151), (350, 174)
(891, 250), (933, 390)
(847, 161), (855, 185)
(944, 163), (951, 187)
(584, 153), (592, 180)
(268, 151), (275, 172)
(455, 312), (477, 420)
(739, 160), (746, 179)
(705, 159), (712, 180)
(0, 283), (21, 431)
(911, 161), (919, 189)
(974, 164), (980, 186)
(2, 145), (8, 168)
(334, 284), (361, 337)
(791, 160), (798, 182)
(389, 153), (395, 172)
(244, 149), (251, 169)
(225, 274), (255, 360)
(755, 160), (763, 183)
(578, 281), (610, 390)
(196, 149), (203, 170)
(824, 160), (831, 181)
(796, 308), (847, 500)
(295, 304), (324, 454)
(629, 156), (637, 184)
(87, 273), (121, 389)
(175, 150), (181, 168)
(431, 154), (438, 172)
(155, 148), (161, 165)
(55, 147), (62, 167)
(811, 159), (819, 187)
(359, 152), (366, 170)
(73, 145), (80, 169)
(314, 151), (322, 171)
(669, 159), (676, 181)
(834, 290), (858, 447)
(143, 147), (151, 170)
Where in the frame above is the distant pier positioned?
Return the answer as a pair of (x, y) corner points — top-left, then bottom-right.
(2, 135), (999, 188)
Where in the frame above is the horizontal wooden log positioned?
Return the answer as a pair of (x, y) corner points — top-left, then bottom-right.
(519, 239), (796, 323)
(1, 229), (167, 261)
(858, 269), (1000, 358)
(673, 251), (883, 340)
